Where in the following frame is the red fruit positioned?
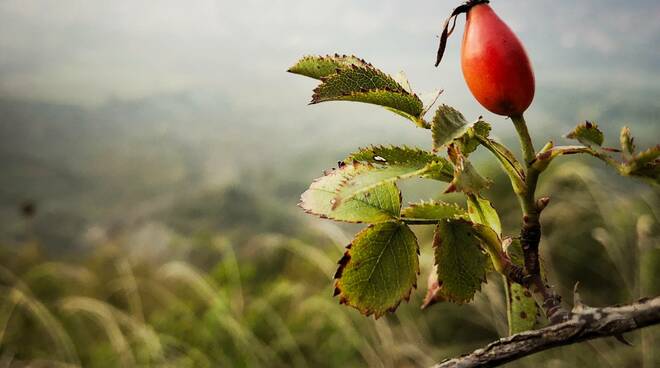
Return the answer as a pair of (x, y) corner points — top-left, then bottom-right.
(435, 1), (535, 117)
(461, 4), (534, 117)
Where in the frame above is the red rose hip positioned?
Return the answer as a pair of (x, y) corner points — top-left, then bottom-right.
(436, 1), (535, 117)
(461, 4), (534, 117)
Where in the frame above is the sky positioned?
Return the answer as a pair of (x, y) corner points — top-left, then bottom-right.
(1, 0), (658, 103)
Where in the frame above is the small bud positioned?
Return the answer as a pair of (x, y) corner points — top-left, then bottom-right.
(536, 196), (550, 212)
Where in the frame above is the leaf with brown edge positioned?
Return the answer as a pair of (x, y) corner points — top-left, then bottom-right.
(334, 222), (419, 318)
(433, 219), (488, 303)
(565, 121), (604, 147)
(421, 265), (445, 309)
(300, 166), (401, 223)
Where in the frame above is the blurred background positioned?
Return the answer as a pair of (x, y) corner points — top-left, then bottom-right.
(0, 0), (659, 367)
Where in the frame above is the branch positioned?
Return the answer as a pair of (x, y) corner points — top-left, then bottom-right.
(432, 295), (660, 368)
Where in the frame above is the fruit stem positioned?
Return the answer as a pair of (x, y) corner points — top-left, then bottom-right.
(511, 115), (536, 165)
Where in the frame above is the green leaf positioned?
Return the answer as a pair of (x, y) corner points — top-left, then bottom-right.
(623, 145), (660, 184)
(317, 89), (424, 122)
(400, 200), (467, 221)
(300, 167), (401, 223)
(466, 194), (502, 235)
(504, 238), (541, 334)
(287, 54), (370, 80)
(334, 222), (419, 318)
(507, 281), (539, 334)
(447, 159), (492, 194)
(631, 145), (660, 166)
(345, 145), (447, 167)
(312, 64), (406, 99)
(477, 138), (525, 182)
(433, 219), (488, 303)
(332, 146), (454, 209)
(454, 120), (492, 156)
(619, 126), (635, 158)
(432, 105), (469, 151)
(565, 121), (604, 147)
(310, 64), (424, 123)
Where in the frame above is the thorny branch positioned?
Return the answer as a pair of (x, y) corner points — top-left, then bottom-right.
(432, 295), (660, 368)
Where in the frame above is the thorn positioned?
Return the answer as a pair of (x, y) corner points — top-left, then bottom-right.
(572, 281), (585, 312)
(613, 334), (633, 346)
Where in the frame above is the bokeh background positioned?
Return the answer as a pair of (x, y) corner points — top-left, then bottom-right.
(0, 0), (659, 367)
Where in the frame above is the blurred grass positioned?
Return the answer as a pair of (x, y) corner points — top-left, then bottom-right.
(0, 159), (658, 367)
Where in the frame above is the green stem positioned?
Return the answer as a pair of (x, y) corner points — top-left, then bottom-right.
(511, 115), (536, 165)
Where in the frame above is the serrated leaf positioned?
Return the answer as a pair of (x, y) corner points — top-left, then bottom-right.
(447, 159), (492, 194)
(287, 54), (370, 80)
(332, 147), (454, 209)
(454, 120), (492, 155)
(466, 194), (502, 235)
(334, 222), (419, 318)
(433, 219), (488, 303)
(504, 238), (541, 334)
(332, 160), (453, 209)
(400, 200), (467, 221)
(310, 65), (424, 121)
(566, 121), (604, 147)
(619, 126), (635, 158)
(312, 64), (406, 98)
(300, 167), (401, 223)
(432, 105), (469, 151)
(325, 89), (424, 121)
(345, 145), (446, 167)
